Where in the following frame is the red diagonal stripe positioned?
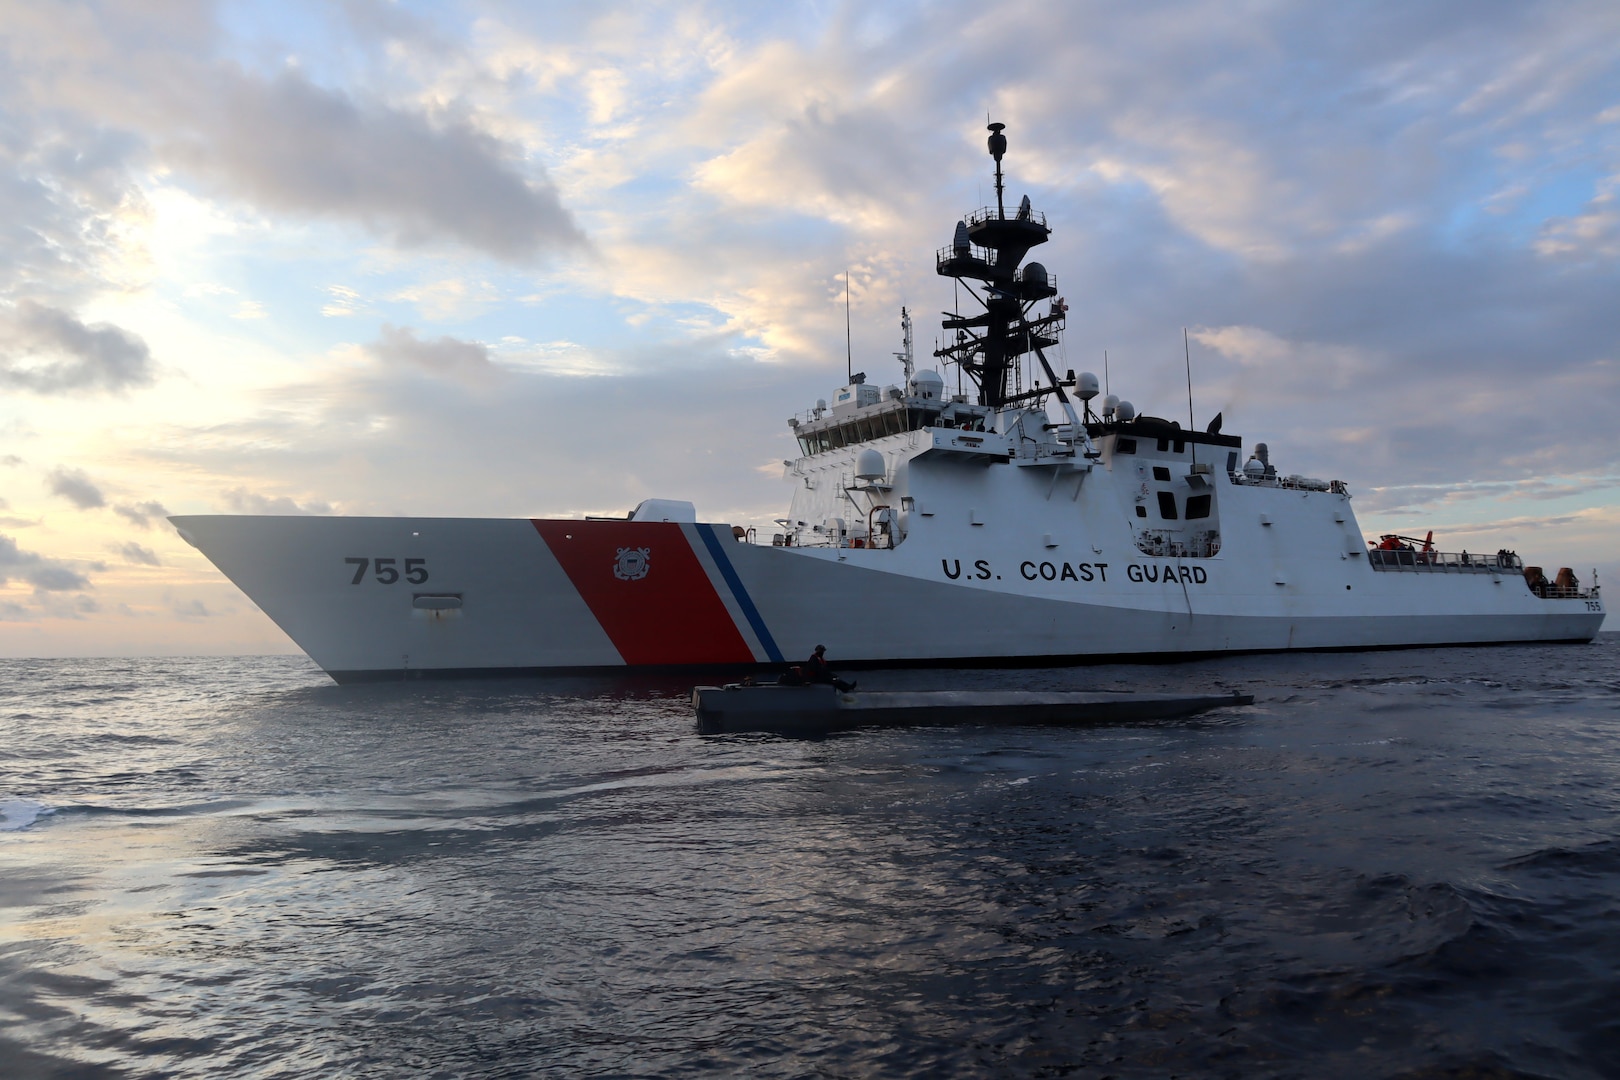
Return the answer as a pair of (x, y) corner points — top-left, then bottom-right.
(533, 520), (753, 665)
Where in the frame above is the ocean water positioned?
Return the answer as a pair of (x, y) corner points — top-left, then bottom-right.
(2, 637), (1618, 1079)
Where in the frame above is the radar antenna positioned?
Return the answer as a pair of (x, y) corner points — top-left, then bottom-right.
(988, 121), (1007, 219)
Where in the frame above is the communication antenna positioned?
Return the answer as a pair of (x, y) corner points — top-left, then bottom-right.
(1104, 350), (1109, 396)
(845, 270), (853, 383)
(1184, 327), (1198, 468)
(1183, 328), (1195, 430)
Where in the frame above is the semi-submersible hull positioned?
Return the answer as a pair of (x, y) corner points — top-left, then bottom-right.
(172, 123), (1604, 681)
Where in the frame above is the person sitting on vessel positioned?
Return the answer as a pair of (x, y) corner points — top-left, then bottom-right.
(806, 645), (855, 692)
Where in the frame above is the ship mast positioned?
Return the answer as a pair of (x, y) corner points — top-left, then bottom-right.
(934, 123), (1071, 413)
(894, 306), (914, 383)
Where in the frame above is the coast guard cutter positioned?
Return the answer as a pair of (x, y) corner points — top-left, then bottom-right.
(172, 124), (1605, 682)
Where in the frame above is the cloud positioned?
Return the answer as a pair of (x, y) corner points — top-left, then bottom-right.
(322, 285), (362, 317)
(167, 69), (587, 260)
(0, 534), (92, 592)
(172, 598), (219, 619)
(113, 500), (171, 529)
(27, 565), (94, 591)
(0, 301), (154, 394)
(0, 6), (586, 306)
(222, 488), (333, 515)
(1191, 326), (1377, 391)
(113, 542), (162, 566)
(363, 324), (494, 379)
(388, 277), (500, 321)
(47, 467), (106, 509)
(134, 352), (845, 528)
(1536, 181), (1620, 259)
(0, 76), (151, 308)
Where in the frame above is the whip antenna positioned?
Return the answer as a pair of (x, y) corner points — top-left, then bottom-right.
(845, 270), (853, 383)
(1184, 327), (1198, 467)
(1183, 328), (1196, 430)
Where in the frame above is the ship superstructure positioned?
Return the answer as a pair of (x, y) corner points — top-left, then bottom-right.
(172, 124), (1604, 682)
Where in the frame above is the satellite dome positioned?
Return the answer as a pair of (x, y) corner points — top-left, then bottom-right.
(1101, 394), (1119, 418)
(856, 448), (886, 482)
(1022, 262), (1048, 289)
(1075, 372), (1100, 401)
(910, 369), (945, 401)
(1115, 399), (1137, 422)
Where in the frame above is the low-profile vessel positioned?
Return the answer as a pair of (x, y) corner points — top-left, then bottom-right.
(692, 684), (1256, 736)
(173, 124), (1605, 682)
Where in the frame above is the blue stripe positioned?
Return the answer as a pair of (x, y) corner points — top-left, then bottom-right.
(699, 525), (784, 663)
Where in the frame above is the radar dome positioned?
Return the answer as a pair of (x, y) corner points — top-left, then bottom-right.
(1101, 394), (1119, 418)
(855, 448), (886, 482)
(1022, 262), (1048, 289)
(1075, 372), (1100, 401)
(1115, 399), (1137, 422)
(909, 369), (945, 401)
(953, 220), (971, 256)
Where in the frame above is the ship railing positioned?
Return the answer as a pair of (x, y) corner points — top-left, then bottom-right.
(936, 242), (999, 269)
(1228, 472), (1349, 495)
(1133, 529), (1221, 559)
(964, 205), (1048, 229)
(773, 535), (892, 551)
(1367, 549), (1521, 573)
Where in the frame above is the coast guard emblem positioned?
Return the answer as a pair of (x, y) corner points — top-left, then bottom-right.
(613, 546), (651, 581)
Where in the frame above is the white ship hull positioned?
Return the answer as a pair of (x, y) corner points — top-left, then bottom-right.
(172, 496), (1604, 683)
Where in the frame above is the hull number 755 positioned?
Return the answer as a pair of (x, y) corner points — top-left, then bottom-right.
(345, 557), (429, 585)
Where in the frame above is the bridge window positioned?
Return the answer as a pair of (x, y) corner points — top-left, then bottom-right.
(1136, 505), (1147, 518)
(1153, 466), (1171, 481)
(1186, 493), (1212, 520)
(1157, 492), (1178, 520)
(1116, 438), (1136, 454)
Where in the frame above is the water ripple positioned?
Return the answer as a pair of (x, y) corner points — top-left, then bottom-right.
(0, 640), (1617, 1076)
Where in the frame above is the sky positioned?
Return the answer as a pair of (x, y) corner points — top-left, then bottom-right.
(0, 0), (1617, 656)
